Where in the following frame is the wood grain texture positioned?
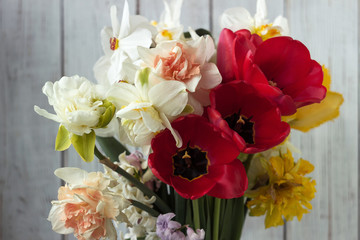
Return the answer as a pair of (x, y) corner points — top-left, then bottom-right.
(285, 0), (358, 239)
(0, 0), (62, 239)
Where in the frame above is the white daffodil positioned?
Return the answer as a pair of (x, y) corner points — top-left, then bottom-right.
(138, 36), (221, 115)
(34, 75), (116, 161)
(151, 0), (184, 43)
(34, 75), (114, 136)
(220, 0), (289, 40)
(107, 68), (187, 148)
(94, 1), (156, 86)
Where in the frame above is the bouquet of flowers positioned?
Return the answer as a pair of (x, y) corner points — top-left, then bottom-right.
(34, 0), (343, 239)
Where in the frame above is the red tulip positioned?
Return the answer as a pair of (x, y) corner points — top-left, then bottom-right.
(217, 28), (326, 115)
(148, 115), (248, 200)
(208, 81), (290, 153)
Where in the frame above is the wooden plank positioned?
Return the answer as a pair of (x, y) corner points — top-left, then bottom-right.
(285, 0), (358, 239)
(0, 0), (62, 239)
(62, 0), (136, 175)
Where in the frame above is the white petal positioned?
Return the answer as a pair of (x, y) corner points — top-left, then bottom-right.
(140, 110), (164, 132)
(110, 6), (120, 37)
(119, 1), (131, 38)
(119, 28), (153, 60)
(137, 46), (156, 67)
(93, 56), (111, 86)
(148, 81), (188, 116)
(48, 204), (73, 234)
(160, 113), (182, 148)
(184, 75), (201, 92)
(220, 7), (253, 32)
(100, 27), (113, 56)
(255, 0), (267, 26)
(117, 102), (152, 119)
(54, 167), (88, 185)
(107, 83), (140, 109)
(34, 106), (62, 123)
(273, 15), (290, 35)
(198, 63), (222, 89)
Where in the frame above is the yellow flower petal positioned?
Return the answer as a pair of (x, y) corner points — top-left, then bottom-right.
(286, 91), (344, 132)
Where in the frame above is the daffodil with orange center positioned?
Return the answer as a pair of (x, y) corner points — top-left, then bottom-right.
(245, 150), (316, 228)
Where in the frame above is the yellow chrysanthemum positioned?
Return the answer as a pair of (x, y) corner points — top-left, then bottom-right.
(245, 150), (316, 228)
(282, 66), (344, 132)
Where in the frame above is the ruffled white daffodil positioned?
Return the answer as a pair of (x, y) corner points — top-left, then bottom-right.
(34, 75), (116, 161)
(107, 68), (187, 148)
(220, 0), (289, 40)
(94, 1), (155, 86)
(151, 0), (184, 43)
(138, 36), (221, 115)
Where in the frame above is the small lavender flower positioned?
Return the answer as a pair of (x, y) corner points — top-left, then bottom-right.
(156, 213), (184, 240)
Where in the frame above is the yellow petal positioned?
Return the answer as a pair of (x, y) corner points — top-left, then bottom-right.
(322, 65), (331, 90)
(286, 91), (344, 132)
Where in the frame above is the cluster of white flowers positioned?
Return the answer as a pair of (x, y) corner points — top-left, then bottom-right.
(104, 152), (159, 239)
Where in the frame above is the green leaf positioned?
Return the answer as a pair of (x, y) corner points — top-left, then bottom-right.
(96, 99), (116, 128)
(175, 191), (186, 225)
(138, 67), (151, 86)
(71, 130), (96, 162)
(184, 28), (213, 38)
(55, 125), (71, 151)
(96, 136), (130, 162)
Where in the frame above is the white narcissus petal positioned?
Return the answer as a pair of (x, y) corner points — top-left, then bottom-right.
(48, 204), (73, 234)
(148, 81), (188, 116)
(119, 28), (153, 60)
(119, 1), (131, 38)
(100, 27), (113, 56)
(198, 63), (222, 90)
(54, 167), (88, 185)
(117, 102), (152, 119)
(255, 0), (267, 26)
(34, 106), (62, 123)
(93, 56), (111, 87)
(273, 15), (290, 35)
(220, 7), (253, 32)
(110, 6), (120, 37)
(137, 46), (157, 67)
(140, 110), (165, 132)
(184, 75), (202, 93)
(107, 83), (140, 109)
(160, 113), (182, 148)
(107, 51), (131, 85)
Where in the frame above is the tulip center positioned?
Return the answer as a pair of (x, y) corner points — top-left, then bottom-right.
(225, 112), (255, 144)
(172, 144), (209, 181)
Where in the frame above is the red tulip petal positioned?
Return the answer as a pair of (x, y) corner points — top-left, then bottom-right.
(217, 29), (237, 82)
(207, 159), (248, 199)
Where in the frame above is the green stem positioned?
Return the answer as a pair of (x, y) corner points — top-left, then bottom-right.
(94, 146), (172, 214)
(213, 198), (221, 240)
(234, 197), (246, 240)
(192, 199), (200, 230)
(130, 199), (160, 217)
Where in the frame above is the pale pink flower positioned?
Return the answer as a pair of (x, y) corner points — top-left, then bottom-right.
(48, 168), (129, 240)
(138, 36), (222, 115)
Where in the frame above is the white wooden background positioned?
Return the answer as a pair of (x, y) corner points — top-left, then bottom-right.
(0, 0), (357, 239)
